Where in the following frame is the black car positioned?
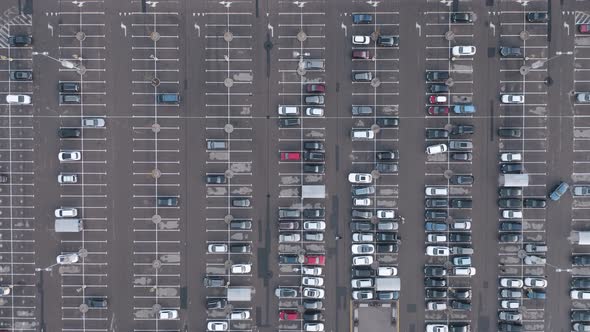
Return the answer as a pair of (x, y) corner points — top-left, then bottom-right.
(303, 310), (324, 321)
(230, 220), (252, 230)
(524, 198), (546, 208)
(376, 117), (399, 127)
(230, 243), (251, 253)
(451, 13), (473, 23)
(352, 13), (373, 24)
(425, 210), (448, 219)
(425, 278), (446, 287)
(304, 151), (325, 161)
(426, 199), (448, 208)
(60, 94), (81, 104)
(498, 198), (523, 208)
(450, 199), (472, 208)
(352, 268), (375, 278)
(204, 276), (225, 288)
(58, 128), (81, 138)
(279, 255), (301, 264)
(376, 162), (399, 173)
(573, 255), (590, 266)
(59, 82), (81, 92)
(303, 300), (323, 310)
(430, 84), (449, 93)
(157, 196), (178, 206)
(303, 208), (325, 218)
(376, 243), (397, 253)
(572, 278), (590, 288)
(206, 175), (226, 184)
(527, 12), (549, 23)
(450, 289), (471, 299)
(351, 221), (373, 232)
(377, 291), (399, 300)
(86, 297), (107, 307)
(572, 310), (590, 321)
(450, 175), (474, 185)
(450, 323), (470, 332)
(303, 141), (324, 150)
(279, 118), (300, 127)
(425, 222), (447, 231)
(377, 35), (399, 47)
(426, 129), (449, 139)
(10, 71), (32, 81)
(499, 187), (522, 197)
(500, 47), (523, 58)
(426, 289), (447, 298)
(451, 152), (472, 161)
(501, 163), (524, 174)
(376, 233), (397, 242)
(498, 128), (522, 138)
(424, 266), (446, 277)
(207, 299), (227, 309)
(303, 164), (324, 173)
(376, 151), (397, 160)
(498, 323), (522, 332)
(449, 233), (471, 242)
(8, 35), (32, 47)
(501, 222), (522, 231)
(0, 174), (8, 183)
(451, 124), (474, 135)
(500, 233), (522, 243)
(426, 71), (450, 82)
(451, 300), (472, 310)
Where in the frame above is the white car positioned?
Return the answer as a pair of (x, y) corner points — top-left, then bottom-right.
(208, 244), (228, 253)
(304, 323), (325, 332)
(426, 301), (447, 311)
(0, 287), (10, 296)
(353, 197), (372, 206)
(6, 94), (31, 104)
(279, 233), (301, 242)
(303, 287), (325, 299)
(302, 267), (323, 276)
(427, 234), (447, 243)
(231, 264), (252, 274)
(524, 277), (547, 288)
(348, 173), (373, 183)
(426, 143), (448, 155)
(451, 221), (471, 230)
(303, 221), (326, 231)
(352, 35), (371, 45)
(352, 244), (375, 254)
(502, 210), (523, 219)
(376, 210), (395, 219)
(377, 266), (397, 276)
(57, 173), (78, 184)
(352, 255), (373, 266)
(159, 309), (179, 320)
(58, 150), (81, 161)
(229, 310), (250, 320)
(500, 278), (523, 288)
(81, 117), (106, 128)
(500, 300), (520, 309)
(207, 321), (228, 331)
(56, 253), (79, 265)
(426, 246), (450, 256)
(501, 94), (525, 104)
(54, 208), (78, 218)
(351, 278), (373, 288)
(305, 107), (324, 117)
(500, 153), (522, 162)
(302, 276), (324, 287)
(524, 255), (546, 265)
(352, 290), (373, 300)
(425, 186), (448, 196)
(452, 45), (476, 56)
(426, 324), (449, 332)
(352, 233), (374, 242)
(572, 290), (590, 300)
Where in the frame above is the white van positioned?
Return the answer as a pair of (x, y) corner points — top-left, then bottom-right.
(278, 105), (299, 116)
(55, 219), (83, 232)
(351, 129), (374, 140)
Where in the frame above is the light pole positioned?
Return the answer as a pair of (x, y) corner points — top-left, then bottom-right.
(35, 263), (59, 272)
(32, 51), (78, 69)
(528, 51), (574, 69)
(545, 262), (572, 273)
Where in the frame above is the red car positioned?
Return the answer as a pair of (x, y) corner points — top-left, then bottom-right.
(280, 152), (301, 161)
(428, 106), (449, 116)
(428, 95), (448, 104)
(352, 50), (372, 59)
(306, 84), (325, 94)
(304, 255), (325, 266)
(279, 310), (299, 320)
(580, 24), (590, 34)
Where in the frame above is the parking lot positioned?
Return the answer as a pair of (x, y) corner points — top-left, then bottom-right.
(1, 0), (590, 331)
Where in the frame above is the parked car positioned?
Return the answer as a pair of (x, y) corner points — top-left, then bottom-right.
(426, 144), (447, 155)
(352, 14), (373, 24)
(352, 105), (373, 115)
(499, 187), (523, 197)
(450, 175), (473, 185)
(523, 198), (546, 208)
(500, 46), (523, 58)
(527, 12), (549, 23)
(426, 129), (449, 139)
(452, 46), (476, 56)
(451, 13), (472, 23)
(376, 117), (399, 127)
(430, 84), (449, 93)
(426, 71), (449, 82)
(498, 128), (522, 138)
(452, 104), (475, 114)
(376, 162), (399, 173)
(501, 163), (523, 174)
(428, 106), (449, 116)
(451, 124), (474, 135)
(352, 35), (371, 45)
(352, 72), (373, 82)
(501, 94), (524, 104)
(549, 181), (569, 201)
(500, 153), (522, 162)
(10, 70), (32, 81)
(377, 35), (399, 47)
